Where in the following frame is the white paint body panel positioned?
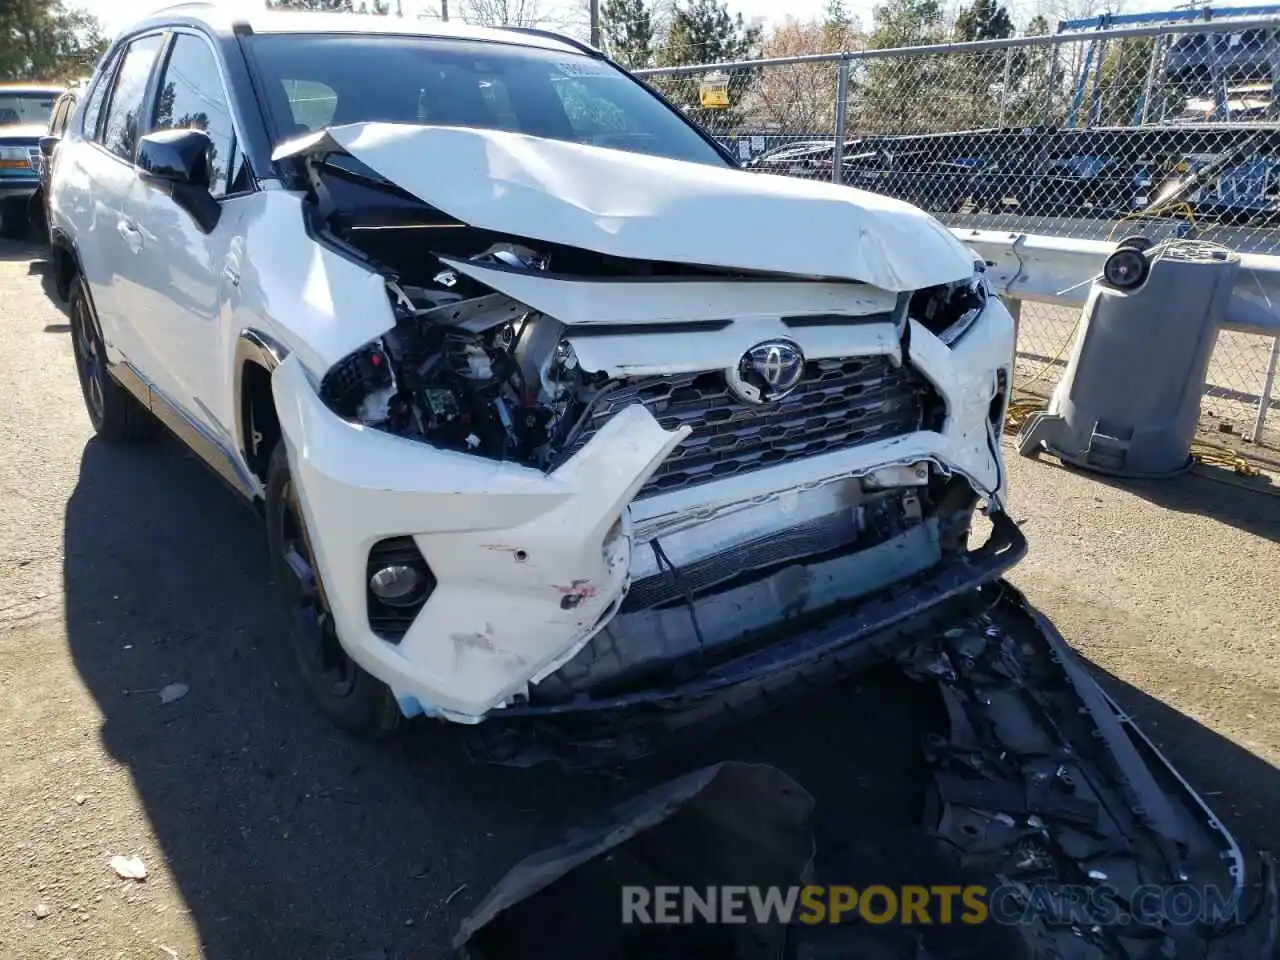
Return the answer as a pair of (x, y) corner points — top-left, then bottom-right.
(273, 356), (690, 720)
(275, 123), (977, 292)
(438, 257), (904, 377)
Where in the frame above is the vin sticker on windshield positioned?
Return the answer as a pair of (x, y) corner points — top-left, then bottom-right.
(553, 60), (614, 78)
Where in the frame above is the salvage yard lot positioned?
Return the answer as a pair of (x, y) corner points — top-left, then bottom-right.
(0, 239), (1277, 959)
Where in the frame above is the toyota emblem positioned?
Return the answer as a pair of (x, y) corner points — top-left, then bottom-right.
(725, 339), (806, 404)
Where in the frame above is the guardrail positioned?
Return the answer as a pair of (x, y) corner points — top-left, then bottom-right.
(952, 228), (1280, 442)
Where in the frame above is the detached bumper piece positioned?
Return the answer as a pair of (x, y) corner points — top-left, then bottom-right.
(457, 588), (1277, 960)
(898, 585), (1278, 960)
(464, 510), (1027, 767)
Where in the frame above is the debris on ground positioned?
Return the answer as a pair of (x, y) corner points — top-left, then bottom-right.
(457, 586), (1280, 960)
(33, 902), (50, 919)
(453, 762), (814, 960)
(109, 855), (148, 881)
(122, 683), (191, 703)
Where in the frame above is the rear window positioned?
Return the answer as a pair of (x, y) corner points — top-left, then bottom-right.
(0, 91), (58, 127)
(246, 34), (727, 167)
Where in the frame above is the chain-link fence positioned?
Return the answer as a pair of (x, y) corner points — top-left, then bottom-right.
(637, 15), (1280, 443)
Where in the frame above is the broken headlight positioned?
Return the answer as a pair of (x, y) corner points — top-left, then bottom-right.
(318, 307), (596, 469)
(909, 261), (989, 347)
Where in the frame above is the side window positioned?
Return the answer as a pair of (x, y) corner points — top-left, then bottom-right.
(101, 34), (164, 161)
(54, 96), (77, 136)
(47, 99), (66, 134)
(81, 57), (116, 138)
(152, 33), (237, 196)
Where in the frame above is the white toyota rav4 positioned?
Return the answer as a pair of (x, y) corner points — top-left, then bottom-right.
(49, 6), (1023, 747)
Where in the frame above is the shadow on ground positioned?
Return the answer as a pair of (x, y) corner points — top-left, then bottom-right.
(1086, 659), (1280, 857)
(61, 435), (942, 959)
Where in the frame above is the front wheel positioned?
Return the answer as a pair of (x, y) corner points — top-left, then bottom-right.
(265, 444), (401, 738)
(68, 275), (157, 442)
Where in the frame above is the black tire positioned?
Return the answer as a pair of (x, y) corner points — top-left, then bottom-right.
(1117, 235), (1154, 253)
(265, 444), (401, 738)
(68, 275), (157, 442)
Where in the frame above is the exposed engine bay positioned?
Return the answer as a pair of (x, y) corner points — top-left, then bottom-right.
(320, 243), (599, 470)
(310, 154), (992, 487)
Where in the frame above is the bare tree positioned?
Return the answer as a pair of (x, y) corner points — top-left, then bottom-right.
(461, 0), (552, 27)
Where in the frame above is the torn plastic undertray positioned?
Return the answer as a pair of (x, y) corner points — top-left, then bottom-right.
(898, 584), (1279, 960)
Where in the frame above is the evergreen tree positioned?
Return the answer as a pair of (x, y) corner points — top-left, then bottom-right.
(955, 0), (1014, 42)
(0, 1), (106, 82)
(856, 0), (946, 133)
(654, 0), (760, 129)
(601, 0), (653, 69)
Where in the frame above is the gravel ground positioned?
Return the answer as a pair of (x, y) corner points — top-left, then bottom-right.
(0, 239), (1277, 960)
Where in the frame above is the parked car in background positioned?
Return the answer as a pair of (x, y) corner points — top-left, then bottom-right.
(0, 83), (62, 239)
(745, 139), (854, 179)
(33, 83), (85, 239)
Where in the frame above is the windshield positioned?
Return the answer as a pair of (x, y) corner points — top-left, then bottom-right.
(246, 34), (727, 167)
(0, 91), (57, 127)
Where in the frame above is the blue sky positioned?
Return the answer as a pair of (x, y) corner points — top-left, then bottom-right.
(78, 0), (831, 37)
(77, 0), (1266, 42)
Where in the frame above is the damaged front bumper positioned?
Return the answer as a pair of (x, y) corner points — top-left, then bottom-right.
(271, 396), (1014, 727)
(270, 293), (1016, 725)
(466, 513), (1024, 766)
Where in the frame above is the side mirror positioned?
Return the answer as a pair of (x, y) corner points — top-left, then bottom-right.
(38, 135), (59, 158)
(137, 128), (220, 233)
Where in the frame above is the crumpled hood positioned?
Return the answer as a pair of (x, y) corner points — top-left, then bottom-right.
(273, 122), (976, 292)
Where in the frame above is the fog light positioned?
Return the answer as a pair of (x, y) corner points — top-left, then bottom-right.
(369, 564), (427, 607)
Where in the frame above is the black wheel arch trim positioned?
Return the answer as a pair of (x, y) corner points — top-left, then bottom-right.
(234, 327), (289, 488)
(48, 228), (86, 305)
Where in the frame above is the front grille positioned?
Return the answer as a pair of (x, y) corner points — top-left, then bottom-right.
(565, 356), (941, 499)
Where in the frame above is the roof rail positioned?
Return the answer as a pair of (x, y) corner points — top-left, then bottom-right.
(498, 26), (604, 58)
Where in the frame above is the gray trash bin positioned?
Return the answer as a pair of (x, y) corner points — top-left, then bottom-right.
(1017, 239), (1239, 478)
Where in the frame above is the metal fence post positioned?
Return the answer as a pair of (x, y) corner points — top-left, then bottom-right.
(1045, 37), (1062, 124)
(1251, 336), (1280, 443)
(1088, 38), (1108, 126)
(832, 57), (850, 185)
(1004, 296), (1022, 351)
(1137, 33), (1162, 124)
(998, 46), (1014, 127)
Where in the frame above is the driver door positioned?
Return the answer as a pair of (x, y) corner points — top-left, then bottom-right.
(131, 29), (252, 451)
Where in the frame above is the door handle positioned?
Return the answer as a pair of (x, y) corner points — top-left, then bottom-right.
(116, 217), (142, 252)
